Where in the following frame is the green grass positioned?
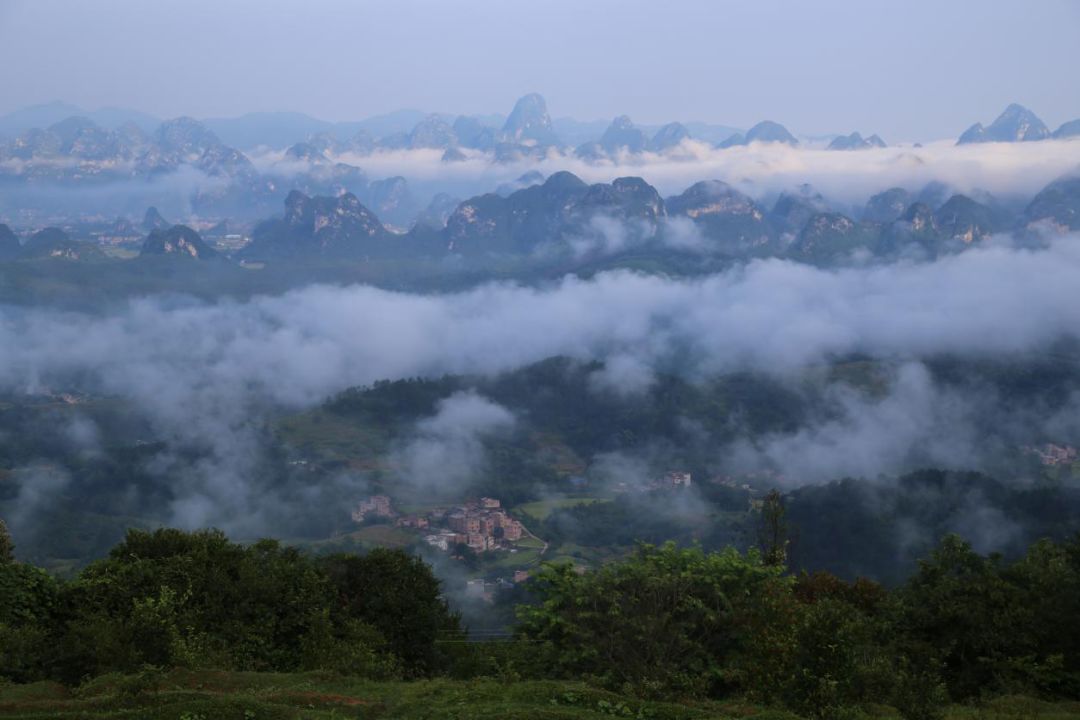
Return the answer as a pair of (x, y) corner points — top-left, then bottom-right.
(349, 525), (416, 548)
(513, 535), (545, 550)
(0, 671), (724, 719)
(948, 696), (1080, 720)
(2, 670), (1079, 720)
(545, 542), (629, 571)
(483, 547), (542, 571)
(302, 525), (417, 553)
(516, 497), (608, 522)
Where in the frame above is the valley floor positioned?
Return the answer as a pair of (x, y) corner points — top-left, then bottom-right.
(1, 670), (1079, 720)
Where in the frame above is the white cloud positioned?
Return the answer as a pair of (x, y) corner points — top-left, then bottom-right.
(1, 235), (1078, 529)
(391, 391), (515, 493)
(296, 138), (1080, 206)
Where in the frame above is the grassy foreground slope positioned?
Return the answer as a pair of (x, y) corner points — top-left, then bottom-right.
(2, 670), (1080, 720)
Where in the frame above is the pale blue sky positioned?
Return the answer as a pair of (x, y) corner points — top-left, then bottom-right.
(1, 0), (1077, 140)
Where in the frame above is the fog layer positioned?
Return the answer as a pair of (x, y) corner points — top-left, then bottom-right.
(1, 235), (1078, 529)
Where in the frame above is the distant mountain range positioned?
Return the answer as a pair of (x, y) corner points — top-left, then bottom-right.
(0, 162), (1076, 312)
(0, 93), (842, 161)
(0, 96), (1077, 242)
(0, 111), (422, 224)
(0, 93), (826, 225)
(0, 101), (160, 136)
(957, 103), (1079, 144)
(4, 97), (1078, 155)
(223, 167), (1080, 266)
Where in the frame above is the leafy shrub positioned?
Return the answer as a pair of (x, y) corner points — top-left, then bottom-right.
(517, 542), (788, 698)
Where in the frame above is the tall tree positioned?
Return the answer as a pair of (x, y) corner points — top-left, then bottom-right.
(757, 489), (789, 567)
(0, 517), (14, 564)
(319, 548), (463, 677)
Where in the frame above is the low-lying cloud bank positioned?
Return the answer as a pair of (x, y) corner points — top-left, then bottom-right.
(727, 361), (1080, 483)
(310, 138), (1080, 206)
(4, 235), (1078, 400)
(1, 235), (1079, 530)
(7, 138), (1077, 228)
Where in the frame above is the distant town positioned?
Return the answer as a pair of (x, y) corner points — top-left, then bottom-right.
(352, 494), (528, 554)
(347, 471), (703, 600)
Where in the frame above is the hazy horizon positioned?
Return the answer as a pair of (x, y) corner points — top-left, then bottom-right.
(1, 0), (1078, 141)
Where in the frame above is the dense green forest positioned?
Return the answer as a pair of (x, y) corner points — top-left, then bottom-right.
(3, 519), (1080, 718)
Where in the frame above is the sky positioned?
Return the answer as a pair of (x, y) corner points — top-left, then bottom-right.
(0, 0), (1078, 141)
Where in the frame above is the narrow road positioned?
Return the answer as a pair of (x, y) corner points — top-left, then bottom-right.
(517, 519), (549, 566)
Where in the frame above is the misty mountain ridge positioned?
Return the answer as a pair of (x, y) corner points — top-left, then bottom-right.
(719, 120), (800, 148)
(19, 227), (105, 261)
(3, 94), (1077, 231)
(0, 94), (1077, 287)
(241, 189), (395, 260)
(141, 225), (219, 260)
(0, 101), (161, 135)
(0, 164), (1076, 292)
(142, 206), (171, 232)
(85, 169), (1078, 276)
(5, 96), (1077, 159)
(827, 131), (887, 150)
(498, 92), (559, 147)
(0, 92), (805, 173)
(956, 103), (1079, 144)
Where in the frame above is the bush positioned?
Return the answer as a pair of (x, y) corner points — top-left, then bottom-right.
(780, 598), (896, 719)
(895, 534), (1071, 700)
(4, 529), (452, 682)
(516, 542), (788, 699)
(891, 655), (948, 720)
(318, 548), (464, 677)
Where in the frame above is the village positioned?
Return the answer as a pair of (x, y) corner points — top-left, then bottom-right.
(1023, 443), (1079, 467)
(351, 494), (530, 555)
(346, 469), (740, 604)
(349, 493), (537, 603)
(351, 469), (703, 560)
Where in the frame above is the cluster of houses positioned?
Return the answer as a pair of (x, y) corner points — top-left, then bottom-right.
(350, 494), (394, 522)
(1024, 443), (1079, 467)
(422, 497), (527, 553)
(25, 388), (90, 406)
(349, 494), (528, 554)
